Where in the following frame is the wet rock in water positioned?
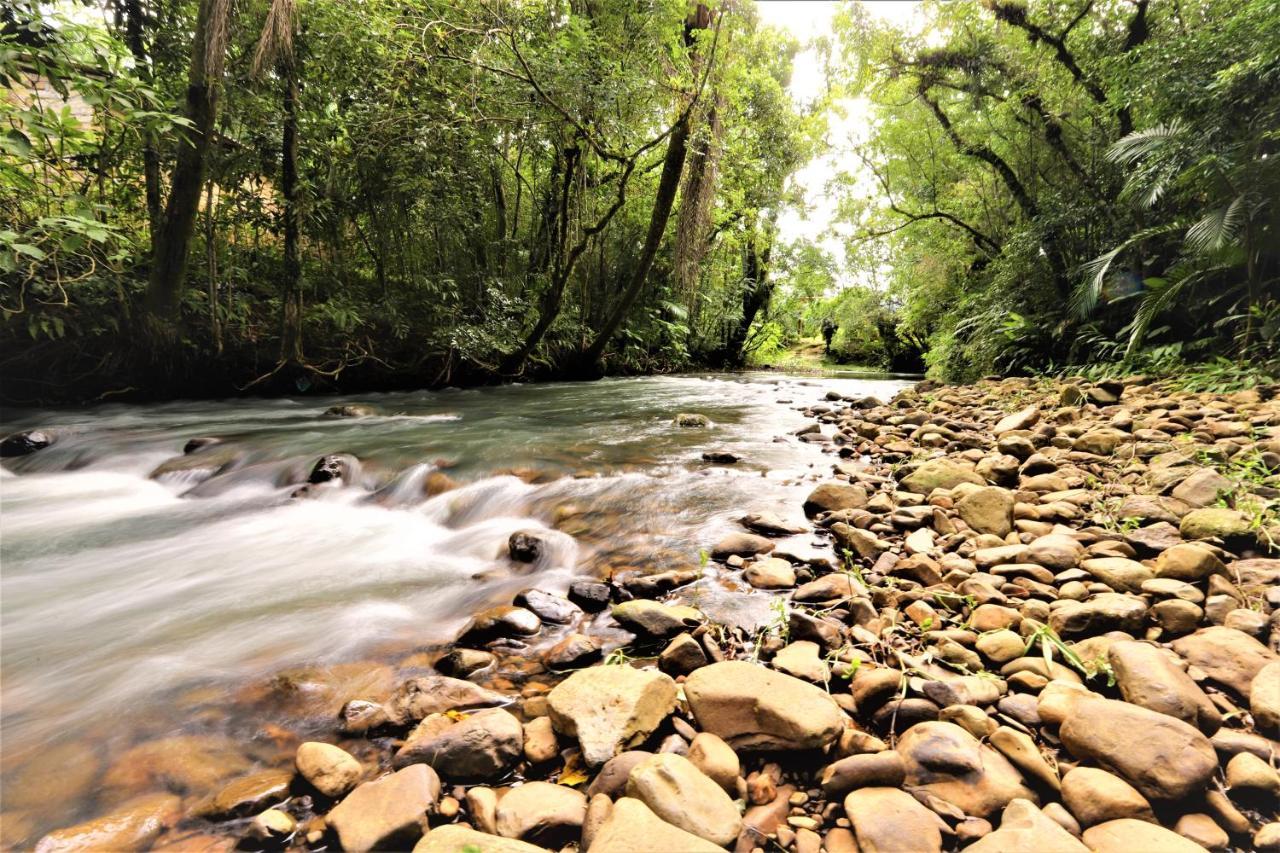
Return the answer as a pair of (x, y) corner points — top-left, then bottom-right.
(684, 660), (841, 751)
(100, 735), (252, 804)
(324, 404), (377, 417)
(674, 413), (710, 428)
(1, 429), (54, 457)
(3, 740), (103, 813)
(568, 580), (612, 612)
(610, 600), (701, 638)
(843, 787), (943, 853)
(436, 647), (495, 678)
(494, 780), (586, 843)
(741, 511), (808, 536)
(744, 557), (796, 589)
(620, 568), (700, 598)
(1171, 626), (1278, 698)
(543, 633), (602, 669)
(515, 589), (582, 624)
(414, 824), (546, 853)
(701, 450), (740, 463)
(183, 436), (221, 454)
(386, 675), (511, 722)
(964, 799), (1088, 853)
(546, 666), (677, 766)
(459, 606), (542, 643)
(896, 721), (1037, 818)
(248, 808), (296, 844)
(1106, 640), (1221, 733)
(308, 453), (358, 484)
(1082, 819), (1207, 853)
(395, 707), (523, 780)
(326, 764), (440, 852)
(587, 797), (721, 853)
(295, 741), (363, 798)
(625, 753), (742, 846)
(900, 457), (984, 493)
(340, 698), (392, 734)
(34, 793), (181, 852)
(709, 531), (775, 559)
(803, 482), (869, 515)
(1058, 696), (1216, 801)
(658, 632), (707, 675)
(197, 768), (293, 819)
(1060, 767), (1154, 827)
(508, 530), (547, 563)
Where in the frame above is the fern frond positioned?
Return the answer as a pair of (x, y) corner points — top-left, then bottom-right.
(1106, 120), (1187, 166)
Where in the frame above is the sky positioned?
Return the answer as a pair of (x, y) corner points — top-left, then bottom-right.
(753, 1), (925, 288)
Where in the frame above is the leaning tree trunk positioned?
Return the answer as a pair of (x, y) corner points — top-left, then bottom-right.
(577, 115), (692, 372)
(145, 0), (234, 329)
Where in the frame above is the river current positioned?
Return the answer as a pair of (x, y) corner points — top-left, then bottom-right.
(0, 371), (909, 833)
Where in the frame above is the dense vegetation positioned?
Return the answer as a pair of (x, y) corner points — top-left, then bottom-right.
(1, 0), (816, 401)
(2, 0), (1277, 402)
(828, 0), (1280, 382)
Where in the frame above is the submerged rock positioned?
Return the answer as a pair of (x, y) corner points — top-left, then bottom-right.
(0, 429), (54, 457)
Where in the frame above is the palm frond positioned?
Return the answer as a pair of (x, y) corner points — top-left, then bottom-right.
(1106, 120), (1187, 166)
(1185, 193), (1246, 255)
(1070, 223), (1182, 319)
(1126, 264), (1230, 356)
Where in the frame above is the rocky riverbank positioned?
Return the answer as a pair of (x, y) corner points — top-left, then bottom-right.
(14, 375), (1280, 852)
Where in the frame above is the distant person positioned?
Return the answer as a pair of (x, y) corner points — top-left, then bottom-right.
(821, 318), (837, 355)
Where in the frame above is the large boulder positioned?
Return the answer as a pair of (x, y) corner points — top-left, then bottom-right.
(843, 787), (943, 853)
(326, 765), (440, 852)
(1171, 626), (1278, 699)
(901, 458), (984, 493)
(1153, 544), (1225, 581)
(587, 797), (721, 853)
(546, 666), (677, 767)
(1058, 697), (1216, 801)
(1180, 507), (1252, 540)
(1107, 641), (1221, 733)
(896, 721), (1037, 818)
(1252, 660), (1280, 734)
(963, 798), (1089, 853)
(1080, 558), (1154, 593)
(394, 708), (523, 781)
(1, 429), (54, 457)
(625, 753), (742, 846)
(684, 661), (842, 751)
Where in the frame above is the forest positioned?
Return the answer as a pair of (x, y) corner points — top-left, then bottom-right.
(1, 0), (1278, 402)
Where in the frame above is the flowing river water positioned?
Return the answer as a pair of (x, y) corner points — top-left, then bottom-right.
(0, 371), (910, 838)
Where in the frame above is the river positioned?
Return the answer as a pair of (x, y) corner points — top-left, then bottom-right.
(0, 371), (909, 837)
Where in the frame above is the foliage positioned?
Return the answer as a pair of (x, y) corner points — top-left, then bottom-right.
(830, 0), (1280, 382)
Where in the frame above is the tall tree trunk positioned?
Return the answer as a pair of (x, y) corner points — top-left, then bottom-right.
(279, 72), (303, 365)
(204, 178), (221, 354)
(145, 0), (234, 328)
(577, 115), (692, 370)
(118, 0), (161, 245)
(715, 225), (773, 366)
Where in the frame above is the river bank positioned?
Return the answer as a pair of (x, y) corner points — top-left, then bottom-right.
(5, 373), (1280, 851)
